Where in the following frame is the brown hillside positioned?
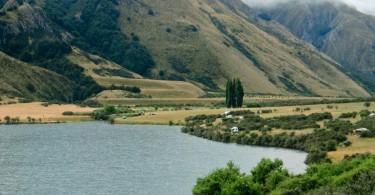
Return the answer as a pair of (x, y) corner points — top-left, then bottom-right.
(117, 0), (369, 97)
(68, 48), (205, 98)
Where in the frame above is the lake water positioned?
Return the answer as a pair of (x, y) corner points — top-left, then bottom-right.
(0, 123), (307, 195)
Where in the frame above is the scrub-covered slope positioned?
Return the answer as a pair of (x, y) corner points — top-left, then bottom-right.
(0, 52), (74, 101)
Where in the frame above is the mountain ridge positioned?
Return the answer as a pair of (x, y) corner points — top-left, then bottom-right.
(253, 0), (375, 72)
(0, 0), (372, 100)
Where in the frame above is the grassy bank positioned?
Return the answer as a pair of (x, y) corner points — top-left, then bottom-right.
(0, 102), (95, 124)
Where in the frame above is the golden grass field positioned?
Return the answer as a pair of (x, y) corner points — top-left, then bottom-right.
(96, 97), (224, 105)
(120, 101), (375, 125)
(0, 102), (95, 123)
(328, 136), (375, 163)
(94, 78), (205, 98)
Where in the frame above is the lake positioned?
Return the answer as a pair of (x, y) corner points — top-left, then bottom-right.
(0, 123), (307, 194)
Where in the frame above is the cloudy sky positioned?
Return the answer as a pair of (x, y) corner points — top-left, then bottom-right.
(242, 0), (375, 15)
(342, 0), (375, 15)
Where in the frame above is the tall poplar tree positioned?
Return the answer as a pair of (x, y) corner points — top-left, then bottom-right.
(226, 78), (244, 108)
(235, 79), (244, 108)
(226, 80), (231, 108)
(226, 79), (235, 108)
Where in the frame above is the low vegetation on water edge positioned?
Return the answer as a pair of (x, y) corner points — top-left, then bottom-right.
(90, 105), (143, 123)
(182, 110), (375, 164)
(193, 154), (375, 194)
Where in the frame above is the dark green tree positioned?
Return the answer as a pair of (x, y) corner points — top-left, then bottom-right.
(193, 161), (262, 195)
(226, 79), (235, 108)
(251, 158), (284, 184)
(226, 78), (245, 108)
(235, 78), (244, 108)
(226, 80), (230, 107)
(230, 80), (236, 108)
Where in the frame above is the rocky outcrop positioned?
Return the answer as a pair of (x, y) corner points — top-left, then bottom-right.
(0, 0), (72, 44)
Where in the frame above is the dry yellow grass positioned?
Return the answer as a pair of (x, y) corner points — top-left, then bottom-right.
(250, 102), (375, 120)
(95, 77), (205, 98)
(120, 101), (375, 124)
(0, 102), (95, 123)
(328, 135), (375, 163)
(116, 107), (232, 125)
(96, 95), (347, 106)
(96, 97), (223, 105)
(68, 47), (206, 99)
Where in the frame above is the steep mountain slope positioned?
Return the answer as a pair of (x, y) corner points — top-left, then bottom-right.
(255, 0), (375, 72)
(0, 0), (104, 101)
(117, 0), (368, 96)
(0, 0), (371, 98)
(0, 52), (74, 101)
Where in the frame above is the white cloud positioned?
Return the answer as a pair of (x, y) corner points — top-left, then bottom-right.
(342, 0), (375, 15)
(242, 0), (375, 15)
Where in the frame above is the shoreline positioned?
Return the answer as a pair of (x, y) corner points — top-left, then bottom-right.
(1, 101), (374, 163)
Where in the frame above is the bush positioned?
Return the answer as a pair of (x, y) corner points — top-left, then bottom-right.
(104, 105), (116, 115)
(79, 100), (103, 108)
(91, 110), (110, 120)
(359, 110), (371, 118)
(91, 105), (118, 121)
(108, 84), (141, 93)
(18, 99), (32, 103)
(339, 112), (358, 119)
(257, 109), (272, 114)
(147, 9), (154, 16)
(62, 111), (74, 115)
(193, 161), (262, 195)
(195, 154), (375, 194)
(305, 150), (331, 164)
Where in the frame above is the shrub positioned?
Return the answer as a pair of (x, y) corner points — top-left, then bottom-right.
(62, 111), (74, 116)
(339, 112), (358, 119)
(257, 109), (272, 114)
(147, 9), (154, 16)
(359, 110), (371, 118)
(79, 100), (102, 108)
(18, 99), (32, 103)
(91, 110), (110, 120)
(305, 150), (331, 164)
(4, 116), (11, 125)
